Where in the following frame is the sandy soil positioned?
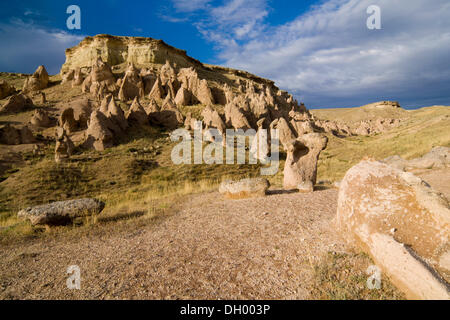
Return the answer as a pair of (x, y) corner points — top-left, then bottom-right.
(0, 189), (346, 300)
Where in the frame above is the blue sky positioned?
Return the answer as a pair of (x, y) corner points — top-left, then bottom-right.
(0, 0), (449, 109)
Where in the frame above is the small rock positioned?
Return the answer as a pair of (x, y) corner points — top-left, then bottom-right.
(18, 198), (105, 226)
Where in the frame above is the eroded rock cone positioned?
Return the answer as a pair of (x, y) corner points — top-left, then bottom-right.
(107, 97), (128, 132)
(148, 76), (165, 100)
(0, 80), (16, 99)
(174, 86), (192, 106)
(337, 160), (450, 300)
(283, 133), (328, 191)
(81, 58), (116, 96)
(84, 110), (115, 151)
(68, 97), (93, 130)
(201, 104), (226, 134)
(0, 124), (35, 145)
(59, 108), (77, 133)
(30, 109), (52, 127)
(126, 97), (148, 126)
(118, 63), (144, 101)
(156, 99), (184, 130)
(224, 102), (251, 130)
(0, 93), (34, 115)
(55, 127), (74, 163)
(18, 198), (105, 226)
(22, 65), (49, 93)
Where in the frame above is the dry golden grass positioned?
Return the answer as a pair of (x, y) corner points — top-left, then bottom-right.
(317, 106), (450, 182)
(310, 251), (405, 300)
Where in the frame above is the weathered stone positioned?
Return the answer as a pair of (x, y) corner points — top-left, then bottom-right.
(30, 109), (52, 127)
(59, 108), (77, 133)
(219, 178), (270, 199)
(0, 124), (35, 145)
(201, 104), (226, 134)
(18, 198), (105, 225)
(84, 110), (115, 151)
(55, 128), (74, 163)
(337, 160), (450, 300)
(0, 80), (16, 99)
(22, 65), (49, 93)
(0, 93), (33, 114)
(283, 133), (328, 190)
(126, 97), (148, 126)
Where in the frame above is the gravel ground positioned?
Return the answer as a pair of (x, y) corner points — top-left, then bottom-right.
(0, 189), (346, 300)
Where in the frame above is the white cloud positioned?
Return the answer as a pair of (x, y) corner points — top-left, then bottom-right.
(0, 19), (84, 75)
(172, 0), (212, 13)
(170, 0), (450, 107)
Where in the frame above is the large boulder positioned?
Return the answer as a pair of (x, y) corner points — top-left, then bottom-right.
(337, 160), (450, 300)
(18, 198), (105, 225)
(0, 93), (33, 114)
(0, 80), (16, 99)
(283, 133), (328, 191)
(219, 178), (270, 199)
(22, 65), (49, 93)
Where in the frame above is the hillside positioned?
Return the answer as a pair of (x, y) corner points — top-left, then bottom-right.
(0, 34), (449, 300)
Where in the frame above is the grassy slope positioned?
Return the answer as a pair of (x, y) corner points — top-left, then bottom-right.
(316, 106), (450, 182)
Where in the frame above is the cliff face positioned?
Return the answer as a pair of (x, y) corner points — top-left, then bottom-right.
(61, 34), (204, 74)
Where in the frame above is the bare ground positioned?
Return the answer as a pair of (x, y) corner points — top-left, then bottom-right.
(0, 189), (347, 300)
(1, 168), (445, 300)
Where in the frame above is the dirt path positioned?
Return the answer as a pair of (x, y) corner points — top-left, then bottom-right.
(0, 189), (346, 300)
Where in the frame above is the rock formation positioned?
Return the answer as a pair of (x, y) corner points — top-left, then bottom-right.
(60, 34), (203, 74)
(283, 133), (328, 191)
(22, 65), (49, 93)
(59, 108), (77, 133)
(126, 97), (148, 126)
(0, 124), (35, 145)
(201, 104), (226, 134)
(0, 80), (16, 99)
(383, 147), (450, 171)
(337, 160), (450, 299)
(81, 58), (117, 97)
(18, 198), (105, 225)
(0, 93), (33, 114)
(118, 63), (144, 101)
(30, 109), (52, 127)
(54, 127), (75, 163)
(84, 110), (115, 151)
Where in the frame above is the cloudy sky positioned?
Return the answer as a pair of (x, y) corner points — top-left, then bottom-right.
(0, 0), (449, 108)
